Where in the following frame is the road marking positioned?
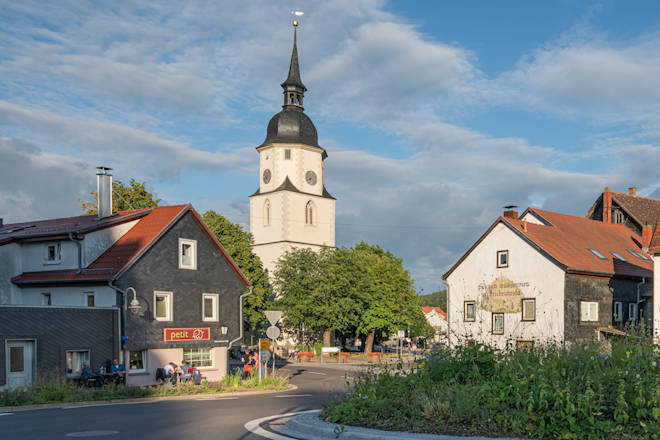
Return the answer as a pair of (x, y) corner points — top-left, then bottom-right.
(0, 413), (13, 416)
(244, 409), (320, 440)
(307, 371), (327, 375)
(62, 401), (160, 409)
(65, 431), (120, 437)
(195, 397), (238, 401)
(274, 394), (312, 398)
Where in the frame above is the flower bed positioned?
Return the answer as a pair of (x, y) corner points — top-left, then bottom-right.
(323, 334), (659, 439)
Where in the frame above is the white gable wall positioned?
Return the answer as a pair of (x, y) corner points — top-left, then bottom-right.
(446, 222), (565, 349)
(83, 220), (139, 266)
(653, 253), (660, 344)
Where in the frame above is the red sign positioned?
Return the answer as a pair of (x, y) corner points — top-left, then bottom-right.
(163, 327), (210, 342)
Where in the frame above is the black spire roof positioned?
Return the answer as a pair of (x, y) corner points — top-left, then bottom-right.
(281, 27), (307, 92)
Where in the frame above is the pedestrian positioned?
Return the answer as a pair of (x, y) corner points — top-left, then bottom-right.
(241, 352), (252, 379)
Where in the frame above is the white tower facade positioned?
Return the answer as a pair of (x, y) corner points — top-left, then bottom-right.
(249, 24), (335, 275)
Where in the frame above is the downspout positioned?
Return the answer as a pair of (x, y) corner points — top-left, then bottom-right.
(229, 287), (253, 348)
(636, 277), (646, 325)
(67, 232), (83, 274)
(108, 280), (128, 380)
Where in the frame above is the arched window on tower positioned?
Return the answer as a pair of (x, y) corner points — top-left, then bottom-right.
(305, 201), (314, 226)
(263, 199), (271, 226)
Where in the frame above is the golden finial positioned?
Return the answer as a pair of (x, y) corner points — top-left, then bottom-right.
(291, 10), (303, 27)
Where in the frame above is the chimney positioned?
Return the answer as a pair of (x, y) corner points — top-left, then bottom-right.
(628, 187), (637, 196)
(503, 210), (519, 219)
(641, 224), (653, 250)
(522, 219), (528, 233)
(96, 166), (113, 219)
(602, 186), (612, 223)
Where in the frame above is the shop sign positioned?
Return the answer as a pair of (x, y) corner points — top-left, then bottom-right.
(163, 327), (210, 342)
(480, 276), (525, 313)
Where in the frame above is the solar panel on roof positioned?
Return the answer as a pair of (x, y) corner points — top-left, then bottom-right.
(588, 249), (608, 260)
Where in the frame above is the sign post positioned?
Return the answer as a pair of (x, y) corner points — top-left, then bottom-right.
(263, 311), (283, 377)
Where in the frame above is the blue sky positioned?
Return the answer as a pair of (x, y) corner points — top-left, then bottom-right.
(1, 1), (660, 293)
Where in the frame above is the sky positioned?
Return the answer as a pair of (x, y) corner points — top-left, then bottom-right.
(2, 0), (660, 294)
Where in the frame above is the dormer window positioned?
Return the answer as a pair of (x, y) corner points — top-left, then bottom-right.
(179, 238), (197, 270)
(610, 251), (627, 262)
(44, 243), (61, 264)
(613, 210), (624, 224)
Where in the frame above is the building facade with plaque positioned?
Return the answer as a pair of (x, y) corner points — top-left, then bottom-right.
(443, 207), (654, 349)
(0, 168), (250, 389)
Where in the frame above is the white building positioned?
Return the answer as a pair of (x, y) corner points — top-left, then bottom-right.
(443, 208), (653, 349)
(650, 220), (660, 343)
(421, 307), (447, 342)
(249, 24), (335, 276)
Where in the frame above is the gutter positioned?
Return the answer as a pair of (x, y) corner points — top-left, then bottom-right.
(67, 232), (84, 274)
(107, 280), (128, 370)
(229, 287), (253, 348)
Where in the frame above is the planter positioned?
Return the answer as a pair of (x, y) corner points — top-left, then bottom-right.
(297, 352), (315, 363)
(366, 352), (382, 363)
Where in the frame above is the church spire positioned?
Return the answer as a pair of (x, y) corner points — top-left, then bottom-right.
(281, 20), (306, 110)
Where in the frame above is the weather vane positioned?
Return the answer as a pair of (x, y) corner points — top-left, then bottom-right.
(291, 10), (304, 27)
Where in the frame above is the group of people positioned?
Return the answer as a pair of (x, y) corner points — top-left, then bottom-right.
(158, 360), (194, 385)
(241, 350), (258, 378)
(81, 359), (126, 387)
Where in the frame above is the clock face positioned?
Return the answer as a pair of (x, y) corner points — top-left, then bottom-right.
(305, 170), (317, 185)
(262, 169), (271, 184)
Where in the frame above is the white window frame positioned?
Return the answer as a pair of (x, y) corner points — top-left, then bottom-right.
(43, 242), (62, 265)
(492, 313), (504, 335)
(580, 301), (599, 322)
(496, 250), (509, 268)
(628, 303), (637, 321)
(178, 238), (197, 270)
(464, 301), (476, 322)
(183, 348), (213, 369)
(614, 301), (623, 322)
(66, 349), (90, 378)
(41, 293), (51, 306)
(521, 298), (536, 322)
(154, 291), (173, 321)
(128, 350), (147, 373)
(85, 292), (95, 307)
(202, 293), (219, 322)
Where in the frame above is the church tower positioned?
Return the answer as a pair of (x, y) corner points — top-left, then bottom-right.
(249, 21), (336, 275)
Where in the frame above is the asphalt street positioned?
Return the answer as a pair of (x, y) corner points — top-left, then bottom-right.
(0, 364), (358, 440)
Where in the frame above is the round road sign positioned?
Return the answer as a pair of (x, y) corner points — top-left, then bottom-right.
(266, 325), (281, 340)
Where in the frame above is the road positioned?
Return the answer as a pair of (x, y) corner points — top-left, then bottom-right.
(0, 364), (358, 440)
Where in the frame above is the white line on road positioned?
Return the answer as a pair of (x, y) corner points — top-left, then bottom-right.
(274, 394), (312, 398)
(244, 409), (320, 440)
(62, 401), (161, 409)
(195, 397), (238, 401)
(306, 371), (327, 375)
(0, 413), (13, 416)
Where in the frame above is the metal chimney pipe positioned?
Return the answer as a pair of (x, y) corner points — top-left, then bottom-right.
(96, 166), (113, 218)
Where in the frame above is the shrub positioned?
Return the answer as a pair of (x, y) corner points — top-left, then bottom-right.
(323, 333), (659, 439)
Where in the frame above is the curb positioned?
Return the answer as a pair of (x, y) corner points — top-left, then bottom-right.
(0, 384), (297, 413)
(281, 412), (524, 440)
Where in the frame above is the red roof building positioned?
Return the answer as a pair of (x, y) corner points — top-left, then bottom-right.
(443, 207), (654, 348)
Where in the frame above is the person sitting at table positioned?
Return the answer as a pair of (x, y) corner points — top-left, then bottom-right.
(110, 359), (126, 385)
(178, 359), (192, 383)
(163, 362), (178, 384)
(81, 361), (104, 387)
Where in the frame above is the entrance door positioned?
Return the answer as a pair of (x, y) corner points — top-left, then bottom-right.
(6, 341), (35, 388)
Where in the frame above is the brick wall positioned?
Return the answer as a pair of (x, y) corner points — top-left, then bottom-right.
(0, 306), (118, 385)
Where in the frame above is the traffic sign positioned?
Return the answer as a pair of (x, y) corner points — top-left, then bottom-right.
(266, 325), (281, 340)
(259, 339), (271, 351)
(259, 350), (272, 362)
(264, 310), (283, 326)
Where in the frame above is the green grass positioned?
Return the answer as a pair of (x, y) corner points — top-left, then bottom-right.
(322, 330), (659, 439)
(0, 373), (289, 407)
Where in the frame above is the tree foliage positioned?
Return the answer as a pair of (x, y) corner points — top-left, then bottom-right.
(80, 179), (161, 214)
(274, 241), (431, 351)
(418, 290), (447, 311)
(201, 210), (272, 330)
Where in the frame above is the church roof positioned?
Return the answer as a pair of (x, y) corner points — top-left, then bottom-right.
(259, 108), (324, 152)
(250, 176), (335, 200)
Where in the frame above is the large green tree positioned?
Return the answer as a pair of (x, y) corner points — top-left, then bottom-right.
(352, 242), (431, 353)
(80, 178), (161, 214)
(274, 247), (370, 347)
(201, 211), (272, 331)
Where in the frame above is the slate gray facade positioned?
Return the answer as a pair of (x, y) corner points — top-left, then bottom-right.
(0, 306), (117, 386)
(118, 212), (246, 351)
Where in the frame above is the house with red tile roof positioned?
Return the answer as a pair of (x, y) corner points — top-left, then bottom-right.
(649, 219), (660, 343)
(442, 207), (653, 349)
(420, 306), (447, 342)
(0, 169), (250, 389)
